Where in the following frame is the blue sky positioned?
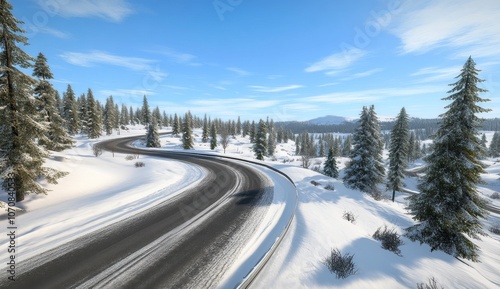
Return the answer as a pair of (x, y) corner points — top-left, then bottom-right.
(14, 0), (500, 121)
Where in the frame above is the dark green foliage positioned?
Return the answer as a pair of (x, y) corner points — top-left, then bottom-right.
(323, 147), (339, 178)
(182, 112), (194, 149)
(387, 107), (410, 198)
(405, 57), (489, 262)
(253, 119), (267, 160)
(323, 248), (357, 279)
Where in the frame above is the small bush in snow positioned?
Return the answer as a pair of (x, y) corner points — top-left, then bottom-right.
(301, 155), (311, 168)
(342, 211), (356, 224)
(490, 192), (500, 199)
(324, 183), (335, 191)
(323, 248), (357, 279)
(92, 145), (103, 157)
(373, 225), (404, 256)
(134, 161), (145, 168)
(416, 277), (445, 289)
(370, 190), (384, 201)
(125, 155), (135, 161)
(490, 223), (500, 235)
(310, 180), (320, 186)
(312, 165), (321, 173)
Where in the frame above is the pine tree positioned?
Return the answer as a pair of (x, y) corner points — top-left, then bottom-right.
(172, 113), (180, 135)
(142, 95), (151, 126)
(129, 105), (135, 125)
(0, 0), (66, 201)
(267, 127), (276, 156)
(343, 105), (385, 194)
(153, 106), (162, 128)
(182, 112), (194, 149)
(236, 116), (242, 135)
(146, 119), (161, 148)
(210, 122), (217, 150)
(249, 120), (256, 143)
(103, 96), (116, 135)
(387, 107), (410, 201)
(323, 147), (339, 178)
(489, 131), (500, 157)
(253, 119), (267, 160)
(120, 104), (129, 127)
(77, 93), (87, 133)
(86, 89), (102, 139)
(405, 57), (490, 262)
(202, 114), (209, 143)
(33, 52), (74, 151)
(62, 84), (79, 135)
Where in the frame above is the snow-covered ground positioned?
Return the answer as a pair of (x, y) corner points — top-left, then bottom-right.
(1, 126), (499, 288)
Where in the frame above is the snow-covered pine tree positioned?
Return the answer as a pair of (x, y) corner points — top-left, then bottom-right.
(236, 116), (241, 135)
(142, 95), (151, 126)
(405, 57), (490, 262)
(120, 104), (129, 127)
(103, 96), (116, 135)
(267, 127), (276, 156)
(146, 119), (161, 148)
(172, 113), (180, 135)
(343, 105), (385, 195)
(182, 112), (194, 149)
(153, 106), (162, 129)
(489, 131), (500, 157)
(323, 147), (339, 178)
(249, 120), (256, 143)
(210, 122), (217, 150)
(253, 119), (267, 160)
(86, 89), (102, 139)
(0, 0), (66, 201)
(33, 53), (74, 151)
(202, 114), (209, 143)
(387, 107), (410, 201)
(129, 105), (135, 125)
(62, 84), (80, 135)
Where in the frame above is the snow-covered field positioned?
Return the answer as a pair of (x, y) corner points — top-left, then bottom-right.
(1, 126), (499, 288)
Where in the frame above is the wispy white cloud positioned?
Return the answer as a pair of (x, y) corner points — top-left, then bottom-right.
(60, 50), (168, 81)
(388, 0), (500, 58)
(318, 82), (339, 87)
(248, 84), (303, 93)
(190, 98), (281, 110)
(38, 27), (70, 39)
(411, 66), (462, 83)
(38, 0), (134, 22)
(226, 67), (251, 76)
(341, 68), (383, 81)
(146, 47), (200, 66)
(304, 86), (444, 104)
(305, 48), (367, 74)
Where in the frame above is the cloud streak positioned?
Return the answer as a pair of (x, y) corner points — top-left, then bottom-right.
(38, 0), (134, 22)
(248, 84), (303, 93)
(388, 0), (500, 58)
(305, 48), (367, 74)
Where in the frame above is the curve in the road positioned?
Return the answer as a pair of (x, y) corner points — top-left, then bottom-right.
(2, 135), (295, 289)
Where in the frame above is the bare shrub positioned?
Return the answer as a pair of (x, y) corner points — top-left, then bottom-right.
(125, 155), (135, 161)
(342, 211), (356, 224)
(324, 183), (335, 191)
(323, 248), (357, 279)
(373, 225), (404, 256)
(310, 180), (320, 186)
(301, 155), (311, 168)
(417, 277), (445, 289)
(92, 144), (103, 157)
(135, 161), (145, 168)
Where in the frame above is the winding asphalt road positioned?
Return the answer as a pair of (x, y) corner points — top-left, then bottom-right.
(4, 135), (274, 289)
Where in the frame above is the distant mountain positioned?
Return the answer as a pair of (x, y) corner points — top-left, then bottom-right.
(307, 115), (350, 125)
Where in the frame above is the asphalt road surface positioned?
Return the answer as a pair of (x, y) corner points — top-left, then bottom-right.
(3, 135), (273, 289)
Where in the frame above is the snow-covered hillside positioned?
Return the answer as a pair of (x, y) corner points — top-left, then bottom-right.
(1, 126), (499, 288)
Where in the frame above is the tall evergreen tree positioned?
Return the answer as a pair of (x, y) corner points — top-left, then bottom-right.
(202, 114), (209, 143)
(172, 113), (180, 135)
(62, 84), (79, 135)
(489, 131), (500, 157)
(253, 119), (267, 160)
(33, 52), (74, 151)
(85, 89), (102, 139)
(103, 96), (116, 135)
(267, 127), (276, 156)
(323, 147), (339, 178)
(387, 107), (410, 201)
(146, 119), (161, 148)
(405, 57), (490, 262)
(182, 112), (194, 149)
(120, 103), (129, 127)
(343, 105), (385, 194)
(210, 122), (217, 150)
(142, 95), (151, 125)
(0, 1), (65, 201)
(129, 105), (135, 125)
